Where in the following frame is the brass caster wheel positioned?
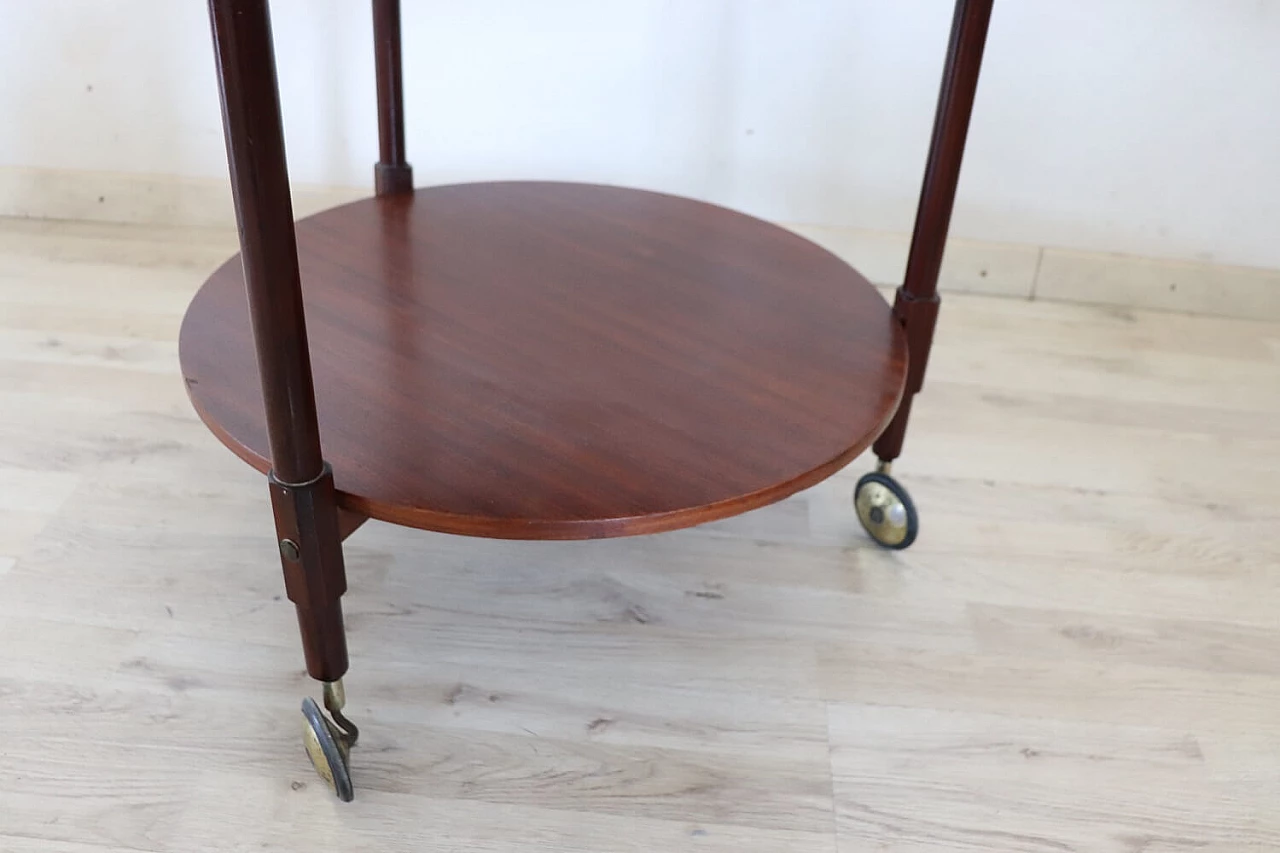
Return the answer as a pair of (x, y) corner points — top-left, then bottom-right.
(854, 468), (918, 550)
(300, 680), (359, 802)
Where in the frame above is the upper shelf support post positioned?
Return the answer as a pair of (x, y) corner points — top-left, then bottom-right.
(874, 0), (993, 463)
(373, 0), (414, 195)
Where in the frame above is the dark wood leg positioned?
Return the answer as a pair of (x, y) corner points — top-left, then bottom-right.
(207, 0), (349, 684)
(269, 466), (349, 681)
(873, 0), (993, 463)
(373, 0), (413, 195)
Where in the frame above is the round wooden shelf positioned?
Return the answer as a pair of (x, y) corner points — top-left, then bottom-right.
(179, 182), (907, 539)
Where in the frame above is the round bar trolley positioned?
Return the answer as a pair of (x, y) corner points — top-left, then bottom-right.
(181, 0), (993, 800)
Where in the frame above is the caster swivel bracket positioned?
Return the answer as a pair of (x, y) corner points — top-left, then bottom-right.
(301, 678), (359, 801)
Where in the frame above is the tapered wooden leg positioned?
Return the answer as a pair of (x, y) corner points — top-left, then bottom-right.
(208, 0), (350, 682)
(873, 0), (993, 463)
(857, 0), (992, 550)
(208, 0), (357, 799)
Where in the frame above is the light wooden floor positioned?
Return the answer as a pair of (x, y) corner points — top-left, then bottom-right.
(2, 218), (1279, 852)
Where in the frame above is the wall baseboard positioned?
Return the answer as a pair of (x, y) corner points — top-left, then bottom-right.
(0, 166), (363, 230)
(788, 224), (1280, 322)
(784, 223), (1041, 301)
(4, 166), (1278, 322)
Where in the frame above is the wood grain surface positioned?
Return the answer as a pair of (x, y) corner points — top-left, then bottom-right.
(4, 219), (1280, 850)
(179, 182), (907, 539)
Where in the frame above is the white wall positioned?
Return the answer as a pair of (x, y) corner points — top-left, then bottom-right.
(2, 0), (1279, 269)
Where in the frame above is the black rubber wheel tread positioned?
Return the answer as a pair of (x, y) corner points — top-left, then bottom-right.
(301, 696), (354, 802)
